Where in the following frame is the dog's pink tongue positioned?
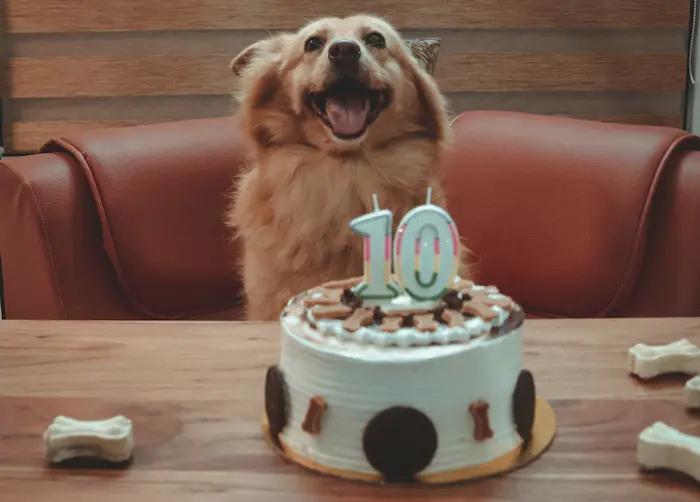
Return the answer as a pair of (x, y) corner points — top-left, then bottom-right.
(325, 97), (369, 136)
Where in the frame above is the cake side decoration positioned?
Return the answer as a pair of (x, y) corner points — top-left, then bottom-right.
(264, 365), (289, 446)
(469, 401), (494, 442)
(513, 370), (536, 444)
(302, 396), (328, 435)
(362, 406), (438, 483)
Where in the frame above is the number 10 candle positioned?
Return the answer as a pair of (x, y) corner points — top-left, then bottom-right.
(349, 189), (460, 302)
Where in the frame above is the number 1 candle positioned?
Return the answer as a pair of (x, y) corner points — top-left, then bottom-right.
(349, 194), (401, 300)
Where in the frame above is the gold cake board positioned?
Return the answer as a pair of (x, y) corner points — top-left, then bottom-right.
(262, 396), (556, 485)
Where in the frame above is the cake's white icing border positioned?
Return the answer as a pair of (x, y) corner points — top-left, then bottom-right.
(310, 303), (510, 348)
(289, 277), (522, 349)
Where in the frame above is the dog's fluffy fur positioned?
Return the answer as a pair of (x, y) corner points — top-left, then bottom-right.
(227, 14), (470, 320)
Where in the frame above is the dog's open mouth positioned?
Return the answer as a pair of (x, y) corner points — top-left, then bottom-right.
(306, 78), (391, 140)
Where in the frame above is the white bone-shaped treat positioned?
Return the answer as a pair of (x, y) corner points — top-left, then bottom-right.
(685, 376), (700, 410)
(43, 415), (134, 464)
(628, 339), (700, 379)
(637, 422), (700, 483)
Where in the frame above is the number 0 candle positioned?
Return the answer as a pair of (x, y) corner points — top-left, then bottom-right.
(349, 195), (401, 300)
(393, 188), (460, 301)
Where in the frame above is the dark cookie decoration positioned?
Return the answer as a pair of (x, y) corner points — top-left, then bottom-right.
(492, 309), (526, 336)
(362, 406), (438, 483)
(512, 369), (536, 444)
(372, 305), (385, 325)
(341, 288), (363, 309)
(265, 365), (289, 446)
(400, 314), (415, 329)
(441, 289), (464, 310)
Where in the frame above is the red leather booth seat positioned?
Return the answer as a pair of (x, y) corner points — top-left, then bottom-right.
(2, 111), (700, 320)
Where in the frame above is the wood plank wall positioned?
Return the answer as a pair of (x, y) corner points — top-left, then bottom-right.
(0, 0), (692, 154)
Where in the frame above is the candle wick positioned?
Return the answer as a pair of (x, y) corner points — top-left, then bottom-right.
(426, 187), (432, 205)
(372, 193), (380, 211)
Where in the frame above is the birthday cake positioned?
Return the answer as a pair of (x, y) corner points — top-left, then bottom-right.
(262, 192), (553, 484)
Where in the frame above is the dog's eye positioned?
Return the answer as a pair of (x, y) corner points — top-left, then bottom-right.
(364, 33), (385, 48)
(305, 37), (324, 52)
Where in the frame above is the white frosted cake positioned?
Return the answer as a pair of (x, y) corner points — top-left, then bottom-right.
(263, 275), (536, 484)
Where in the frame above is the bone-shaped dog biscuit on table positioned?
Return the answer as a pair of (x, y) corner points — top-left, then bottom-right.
(628, 339), (700, 379)
(637, 422), (700, 483)
(685, 376), (700, 410)
(43, 415), (134, 464)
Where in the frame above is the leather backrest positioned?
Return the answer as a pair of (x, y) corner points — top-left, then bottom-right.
(6, 110), (700, 320)
(0, 152), (137, 319)
(618, 149), (700, 316)
(40, 118), (247, 319)
(443, 110), (700, 318)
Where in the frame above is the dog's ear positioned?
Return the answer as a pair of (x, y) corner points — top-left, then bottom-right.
(231, 35), (290, 77)
(404, 57), (451, 144)
(231, 41), (267, 77)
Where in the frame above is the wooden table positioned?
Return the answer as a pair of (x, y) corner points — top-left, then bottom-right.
(0, 318), (699, 501)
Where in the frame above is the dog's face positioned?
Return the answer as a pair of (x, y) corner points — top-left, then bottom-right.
(232, 15), (449, 152)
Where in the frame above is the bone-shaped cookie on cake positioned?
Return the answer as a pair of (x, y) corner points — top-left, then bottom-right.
(43, 415), (134, 464)
(685, 375), (700, 410)
(628, 339), (700, 379)
(637, 422), (700, 483)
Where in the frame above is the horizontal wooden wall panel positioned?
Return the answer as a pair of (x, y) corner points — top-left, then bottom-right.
(8, 56), (232, 98)
(5, 0), (691, 32)
(4, 91), (685, 152)
(0, 1), (691, 153)
(7, 29), (688, 58)
(7, 52), (686, 99)
(9, 96), (234, 122)
(436, 53), (686, 92)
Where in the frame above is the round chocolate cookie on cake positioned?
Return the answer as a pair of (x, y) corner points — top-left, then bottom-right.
(262, 191), (555, 484)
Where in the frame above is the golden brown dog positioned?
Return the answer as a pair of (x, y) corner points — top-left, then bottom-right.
(227, 14), (470, 320)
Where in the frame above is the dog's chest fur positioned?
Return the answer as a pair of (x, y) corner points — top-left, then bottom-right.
(232, 143), (443, 287)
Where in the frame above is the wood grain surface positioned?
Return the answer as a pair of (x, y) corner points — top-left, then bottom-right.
(8, 52), (686, 99)
(0, 0), (691, 153)
(5, 0), (691, 32)
(0, 318), (699, 501)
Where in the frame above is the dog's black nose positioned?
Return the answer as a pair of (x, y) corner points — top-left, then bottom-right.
(328, 39), (361, 72)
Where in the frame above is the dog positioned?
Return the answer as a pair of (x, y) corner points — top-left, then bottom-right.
(227, 14), (470, 321)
